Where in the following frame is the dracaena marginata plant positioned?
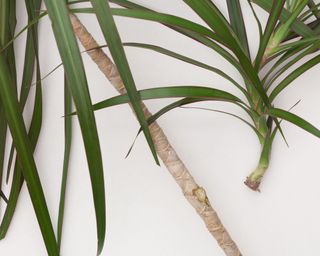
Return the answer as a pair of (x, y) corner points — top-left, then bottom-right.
(71, 0), (320, 192)
(2, 0), (320, 256)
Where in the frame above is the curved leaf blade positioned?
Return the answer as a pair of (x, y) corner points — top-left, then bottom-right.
(57, 76), (73, 251)
(269, 108), (320, 138)
(226, 0), (250, 57)
(252, 0), (315, 38)
(122, 42), (248, 98)
(254, 0), (286, 69)
(43, 0), (106, 254)
(0, 49), (58, 256)
(88, 0), (159, 165)
(90, 86), (244, 112)
(270, 54), (320, 101)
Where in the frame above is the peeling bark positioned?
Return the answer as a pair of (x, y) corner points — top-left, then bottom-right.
(69, 13), (242, 256)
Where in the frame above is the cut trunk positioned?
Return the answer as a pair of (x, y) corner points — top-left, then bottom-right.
(70, 13), (242, 256)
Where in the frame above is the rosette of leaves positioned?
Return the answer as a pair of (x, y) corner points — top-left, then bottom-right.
(72, 0), (320, 191)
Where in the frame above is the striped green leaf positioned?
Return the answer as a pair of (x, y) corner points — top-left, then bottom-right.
(269, 108), (320, 138)
(89, 86), (245, 112)
(226, 0), (250, 57)
(57, 76), (73, 251)
(254, 0), (286, 69)
(43, 0), (106, 254)
(0, 48), (58, 256)
(270, 54), (320, 101)
(89, 0), (159, 165)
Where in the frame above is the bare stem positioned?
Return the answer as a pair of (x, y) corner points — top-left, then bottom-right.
(245, 130), (273, 192)
(244, 163), (268, 192)
(69, 13), (242, 256)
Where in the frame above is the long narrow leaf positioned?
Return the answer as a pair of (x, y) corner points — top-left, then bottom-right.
(226, 0), (250, 57)
(252, 0), (315, 38)
(0, 0), (11, 198)
(183, 0), (245, 56)
(122, 42), (249, 99)
(57, 76), (73, 251)
(247, 0), (263, 38)
(0, 0), (43, 238)
(88, 86), (245, 112)
(307, 0), (320, 19)
(72, 7), (246, 77)
(269, 108), (320, 138)
(43, 0), (106, 254)
(254, 0), (286, 69)
(6, 0), (42, 183)
(178, 1), (269, 107)
(0, 63), (43, 239)
(265, 42), (319, 89)
(270, 54), (320, 101)
(73, 7), (220, 43)
(87, 7), (267, 107)
(89, 0), (159, 164)
(150, 99), (262, 141)
(0, 49), (58, 256)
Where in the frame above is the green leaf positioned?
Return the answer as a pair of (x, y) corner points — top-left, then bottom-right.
(126, 98), (263, 156)
(71, 6), (245, 78)
(0, 0), (43, 239)
(121, 42), (249, 99)
(43, 0), (106, 254)
(269, 108), (320, 138)
(226, 0), (250, 58)
(307, 0), (320, 19)
(0, 48), (58, 256)
(182, 0), (246, 56)
(270, 0), (309, 47)
(0, 106), (6, 187)
(270, 54), (320, 101)
(264, 42), (319, 89)
(72, 4), (265, 106)
(6, 0), (42, 183)
(0, 63), (43, 240)
(150, 98), (262, 140)
(254, 0), (286, 69)
(0, 161), (23, 239)
(0, 0), (12, 196)
(57, 76), (73, 251)
(73, 7), (220, 43)
(247, 0), (263, 38)
(0, 11), (47, 55)
(268, 36), (320, 56)
(252, 0), (316, 38)
(177, 1), (267, 107)
(263, 42), (315, 84)
(88, 86), (245, 112)
(88, 0), (159, 165)
(108, 0), (244, 66)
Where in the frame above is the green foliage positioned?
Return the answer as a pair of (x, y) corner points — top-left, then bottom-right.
(1, 0), (320, 254)
(72, 0), (320, 189)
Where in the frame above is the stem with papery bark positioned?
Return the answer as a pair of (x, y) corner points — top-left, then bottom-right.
(69, 13), (242, 256)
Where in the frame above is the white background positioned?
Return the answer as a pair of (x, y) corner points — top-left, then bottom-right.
(1, 1), (320, 255)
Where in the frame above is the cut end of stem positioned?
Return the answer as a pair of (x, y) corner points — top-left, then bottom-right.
(244, 164), (268, 192)
(244, 177), (261, 192)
